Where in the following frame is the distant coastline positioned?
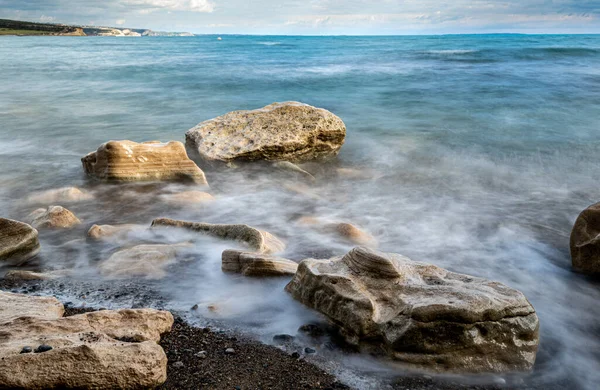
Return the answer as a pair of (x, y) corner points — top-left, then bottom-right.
(0, 18), (194, 37)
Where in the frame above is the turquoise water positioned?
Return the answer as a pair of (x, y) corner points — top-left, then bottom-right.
(1, 35), (600, 389)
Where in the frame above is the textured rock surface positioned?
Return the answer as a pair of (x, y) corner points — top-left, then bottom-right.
(87, 224), (144, 241)
(286, 247), (539, 374)
(151, 218), (286, 254)
(99, 244), (188, 279)
(28, 205), (81, 229)
(26, 187), (93, 204)
(186, 102), (346, 164)
(570, 202), (600, 274)
(161, 190), (215, 205)
(0, 294), (173, 390)
(297, 217), (376, 247)
(0, 291), (64, 322)
(222, 250), (298, 276)
(82, 140), (208, 184)
(0, 218), (40, 263)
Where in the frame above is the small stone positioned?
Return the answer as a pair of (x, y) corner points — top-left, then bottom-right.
(291, 352), (300, 358)
(273, 334), (295, 345)
(298, 323), (326, 338)
(191, 304), (199, 310)
(195, 351), (207, 359)
(304, 347), (316, 354)
(225, 348), (235, 355)
(20, 346), (33, 354)
(172, 361), (184, 368)
(34, 344), (53, 353)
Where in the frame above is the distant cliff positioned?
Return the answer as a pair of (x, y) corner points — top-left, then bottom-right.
(0, 19), (194, 37)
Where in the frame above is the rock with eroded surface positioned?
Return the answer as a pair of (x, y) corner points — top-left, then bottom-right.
(185, 102), (346, 164)
(0, 291), (64, 322)
(27, 205), (81, 229)
(26, 187), (93, 204)
(285, 247), (539, 374)
(222, 250), (298, 276)
(151, 218), (285, 254)
(4, 269), (69, 282)
(87, 224), (145, 241)
(0, 292), (173, 389)
(99, 244), (189, 279)
(82, 140), (208, 184)
(570, 202), (600, 274)
(161, 190), (214, 205)
(0, 218), (40, 264)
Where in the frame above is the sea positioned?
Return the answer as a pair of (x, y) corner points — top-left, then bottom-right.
(1, 34), (599, 389)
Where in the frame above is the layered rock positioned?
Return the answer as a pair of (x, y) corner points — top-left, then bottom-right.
(186, 102), (346, 164)
(222, 250), (298, 277)
(0, 291), (64, 322)
(0, 218), (40, 264)
(285, 247), (539, 374)
(0, 292), (173, 389)
(27, 205), (81, 229)
(87, 224), (144, 241)
(26, 187), (93, 204)
(81, 140), (208, 184)
(570, 202), (600, 274)
(151, 218), (285, 254)
(98, 244), (188, 279)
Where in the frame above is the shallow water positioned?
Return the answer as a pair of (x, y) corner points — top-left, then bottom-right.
(1, 34), (600, 389)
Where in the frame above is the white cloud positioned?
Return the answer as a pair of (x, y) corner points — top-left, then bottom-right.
(39, 15), (55, 23)
(123, 0), (215, 13)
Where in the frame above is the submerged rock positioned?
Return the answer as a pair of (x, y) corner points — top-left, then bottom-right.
(27, 205), (81, 229)
(151, 218), (286, 254)
(87, 224), (145, 241)
(81, 140), (208, 184)
(185, 102), (346, 164)
(273, 161), (316, 182)
(297, 217), (376, 247)
(98, 244), (189, 279)
(0, 218), (40, 264)
(4, 269), (69, 281)
(26, 187), (93, 204)
(222, 250), (298, 276)
(570, 202), (600, 274)
(160, 190), (215, 205)
(0, 292), (173, 389)
(285, 247), (539, 374)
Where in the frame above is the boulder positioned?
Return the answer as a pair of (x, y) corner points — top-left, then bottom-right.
(27, 205), (81, 229)
(98, 244), (188, 279)
(285, 247), (539, 374)
(151, 218), (286, 254)
(87, 224), (145, 241)
(185, 102), (346, 164)
(222, 250), (298, 276)
(570, 202), (600, 274)
(0, 218), (40, 264)
(81, 140), (208, 185)
(0, 291), (64, 322)
(26, 187), (93, 204)
(4, 269), (69, 282)
(297, 217), (376, 247)
(161, 190), (214, 205)
(0, 292), (173, 389)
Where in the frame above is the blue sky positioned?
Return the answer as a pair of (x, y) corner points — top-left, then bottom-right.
(1, 0), (599, 34)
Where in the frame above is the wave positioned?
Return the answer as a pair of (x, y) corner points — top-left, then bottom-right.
(256, 41), (282, 46)
(425, 49), (478, 55)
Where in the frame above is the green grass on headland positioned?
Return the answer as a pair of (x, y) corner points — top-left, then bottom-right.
(0, 28), (53, 36)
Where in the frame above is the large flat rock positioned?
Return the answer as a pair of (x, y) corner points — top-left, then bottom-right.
(185, 102), (346, 164)
(82, 140), (208, 184)
(285, 247), (539, 374)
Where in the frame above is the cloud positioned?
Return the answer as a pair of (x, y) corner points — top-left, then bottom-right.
(39, 15), (55, 23)
(123, 0), (214, 13)
(115, 19), (126, 25)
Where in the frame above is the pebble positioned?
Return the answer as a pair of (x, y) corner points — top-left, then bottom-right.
(191, 304), (199, 310)
(173, 361), (185, 368)
(34, 344), (53, 353)
(195, 351), (207, 359)
(273, 334), (295, 344)
(304, 347), (316, 354)
(225, 348), (235, 355)
(291, 352), (300, 358)
(20, 346), (32, 354)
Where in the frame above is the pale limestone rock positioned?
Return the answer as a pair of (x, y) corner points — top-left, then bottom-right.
(161, 190), (215, 205)
(0, 218), (40, 264)
(151, 218), (286, 254)
(98, 244), (189, 279)
(222, 250), (298, 277)
(297, 217), (377, 247)
(26, 187), (93, 204)
(0, 297), (173, 390)
(87, 224), (145, 241)
(82, 140), (208, 184)
(0, 291), (64, 322)
(186, 102), (346, 164)
(27, 205), (81, 229)
(286, 247), (539, 374)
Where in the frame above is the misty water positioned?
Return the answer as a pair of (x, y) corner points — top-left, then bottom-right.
(1, 35), (600, 389)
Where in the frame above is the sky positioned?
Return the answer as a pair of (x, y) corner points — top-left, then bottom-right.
(1, 0), (599, 35)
